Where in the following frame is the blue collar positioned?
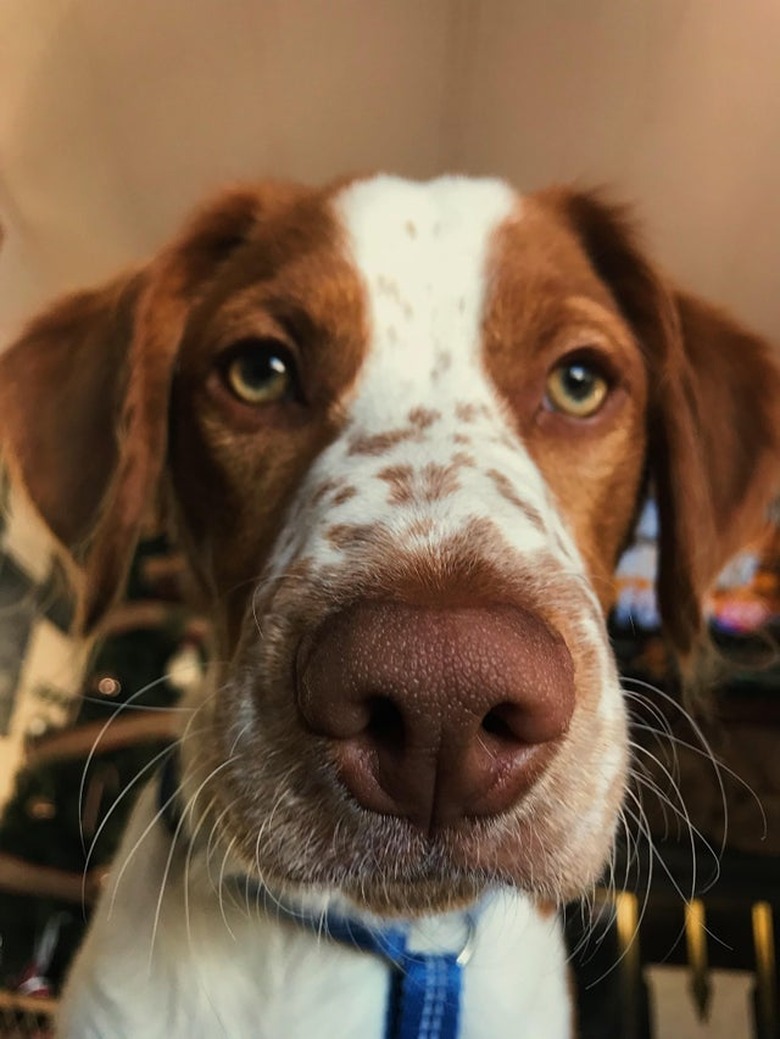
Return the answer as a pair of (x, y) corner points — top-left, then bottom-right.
(158, 754), (477, 1039)
(269, 892), (477, 1039)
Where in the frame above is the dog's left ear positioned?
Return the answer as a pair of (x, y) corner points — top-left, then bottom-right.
(547, 188), (780, 660)
(0, 189), (262, 633)
(653, 290), (780, 657)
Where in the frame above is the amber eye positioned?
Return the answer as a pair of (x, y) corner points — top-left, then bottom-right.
(545, 358), (610, 418)
(223, 339), (298, 405)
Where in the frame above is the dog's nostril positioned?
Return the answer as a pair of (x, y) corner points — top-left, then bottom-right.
(365, 696), (405, 752)
(481, 704), (519, 743)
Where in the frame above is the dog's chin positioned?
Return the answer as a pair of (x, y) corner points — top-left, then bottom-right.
(302, 858), (605, 919)
(237, 840), (490, 917)
(214, 782), (618, 920)
(335, 878), (486, 918)
(240, 826), (612, 920)
(268, 868), (490, 919)
(269, 874), (485, 919)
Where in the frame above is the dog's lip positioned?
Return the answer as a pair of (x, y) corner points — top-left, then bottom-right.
(329, 735), (557, 829)
(231, 808), (563, 907)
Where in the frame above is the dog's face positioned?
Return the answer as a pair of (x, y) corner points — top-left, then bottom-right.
(2, 176), (778, 916)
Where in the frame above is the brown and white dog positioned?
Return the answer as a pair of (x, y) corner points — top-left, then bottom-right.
(1, 175), (778, 1038)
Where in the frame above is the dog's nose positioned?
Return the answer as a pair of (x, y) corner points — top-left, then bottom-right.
(296, 601), (575, 833)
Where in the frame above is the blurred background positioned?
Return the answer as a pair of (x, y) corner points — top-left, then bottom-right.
(1, 2), (779, 1036)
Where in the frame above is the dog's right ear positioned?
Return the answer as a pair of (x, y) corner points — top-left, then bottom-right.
(0, 188), (263, 633)
(0, 271), (146, 554)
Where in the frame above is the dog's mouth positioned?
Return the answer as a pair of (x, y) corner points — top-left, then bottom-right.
(281, 820), (502, 916)
(201, 719), (625, 919)
(219, 800), (540, 916)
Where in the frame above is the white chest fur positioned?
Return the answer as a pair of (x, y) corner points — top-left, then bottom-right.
(58, 786), (573, 1038)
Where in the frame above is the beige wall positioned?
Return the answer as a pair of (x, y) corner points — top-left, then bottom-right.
(454, 1), (780, 339)
(2, 0), (780, 341)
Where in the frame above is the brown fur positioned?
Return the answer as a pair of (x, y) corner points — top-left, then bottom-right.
(377, 464), (415, 506)
(408, 406), (441, 429)
(420, 461), (462, 502)
(485, 469), (546, 529)
(348, 428), (416, 456)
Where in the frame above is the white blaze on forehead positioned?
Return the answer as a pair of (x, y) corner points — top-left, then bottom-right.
(321, 175), (555, 538)
(333, 175), (517, 422)
(265, 174), (586, 582)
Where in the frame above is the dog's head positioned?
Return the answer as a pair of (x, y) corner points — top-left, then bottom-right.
(2, 176), (778, 915)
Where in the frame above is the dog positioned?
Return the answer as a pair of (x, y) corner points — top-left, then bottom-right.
(1, 175), (778, 1038)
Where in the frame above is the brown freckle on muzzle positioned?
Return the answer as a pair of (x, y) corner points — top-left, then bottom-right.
(486, 469), (545, 530)
(536, 901), (556, 920)
(455, 402), (478, 423)
(451, 451), (477, 469)
(310, 478), (342, 507)
(408, 406), (441, 429)
(422, 462), (460, 502)
(455, 402), (493, 423)
(326, 523), (380, 551)
(348, 429), (414, 456)
(378, 464), (415, 505)
(331, 485), (357, 506)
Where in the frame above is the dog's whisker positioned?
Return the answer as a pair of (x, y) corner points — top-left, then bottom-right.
(184, 793), (218, 949)
(628, 750), (721, 878)
(625, 681), (742, 860)
(216, 833), (241, 941)
(83, 740), (177, 906)
(78, 674), (183, 856)
(147, 775), (191, 972)
(83, 698), (222, 894)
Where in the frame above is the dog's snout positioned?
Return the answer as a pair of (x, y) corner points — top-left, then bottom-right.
(296, 601), (575, 832)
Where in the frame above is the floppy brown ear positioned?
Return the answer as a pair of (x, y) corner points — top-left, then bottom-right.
(652, 292), (780, 653)
(0, 188), (263, 632)
(550, 188), (780, 658)
(0, 272), (145, 551)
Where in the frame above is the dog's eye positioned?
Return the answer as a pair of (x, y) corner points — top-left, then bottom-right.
(223, 339), (297, 405)
(546, 359), (609, 418)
